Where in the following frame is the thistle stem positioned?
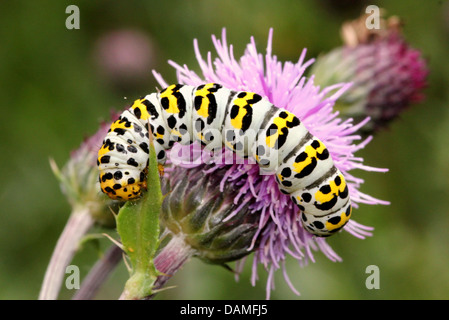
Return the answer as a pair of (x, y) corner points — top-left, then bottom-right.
(39, 208), (94, 300)
(118, 233), (194, 300)
(152, 234), (195, 292)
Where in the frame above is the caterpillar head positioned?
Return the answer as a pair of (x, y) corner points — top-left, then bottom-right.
(301, 202), (352, 237)
(99, 169), (145, 200)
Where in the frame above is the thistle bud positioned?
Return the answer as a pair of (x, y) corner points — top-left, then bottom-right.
(52, 117), (120, 227)
(311, 12), (428, 134)
(161, 163), (260, 265)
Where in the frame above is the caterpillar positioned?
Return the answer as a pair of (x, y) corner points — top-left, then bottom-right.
(97, 83), (352, 237)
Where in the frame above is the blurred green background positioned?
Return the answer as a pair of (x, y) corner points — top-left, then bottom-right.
(1, 0), (448, 300)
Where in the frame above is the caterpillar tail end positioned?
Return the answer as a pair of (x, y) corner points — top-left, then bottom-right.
(99, 170), (145, 201)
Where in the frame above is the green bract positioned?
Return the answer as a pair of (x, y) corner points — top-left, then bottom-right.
(116, 136), (162, 300)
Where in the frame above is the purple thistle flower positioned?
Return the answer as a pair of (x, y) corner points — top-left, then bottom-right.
(153, 28), (389, 299)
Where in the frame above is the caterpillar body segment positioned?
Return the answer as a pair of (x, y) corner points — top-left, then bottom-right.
(97, 83), (352, 236)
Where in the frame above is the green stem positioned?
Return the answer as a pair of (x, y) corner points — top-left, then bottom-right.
(73, 233), (194, 300)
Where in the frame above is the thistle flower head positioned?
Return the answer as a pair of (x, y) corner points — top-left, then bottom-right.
(153, 28), (388, 298)
(312, 13), (428, 134)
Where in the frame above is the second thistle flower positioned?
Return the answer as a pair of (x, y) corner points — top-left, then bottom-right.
(311, 13), (428, 134)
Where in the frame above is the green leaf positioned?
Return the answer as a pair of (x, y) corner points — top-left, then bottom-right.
(116, 134), (162, 299)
